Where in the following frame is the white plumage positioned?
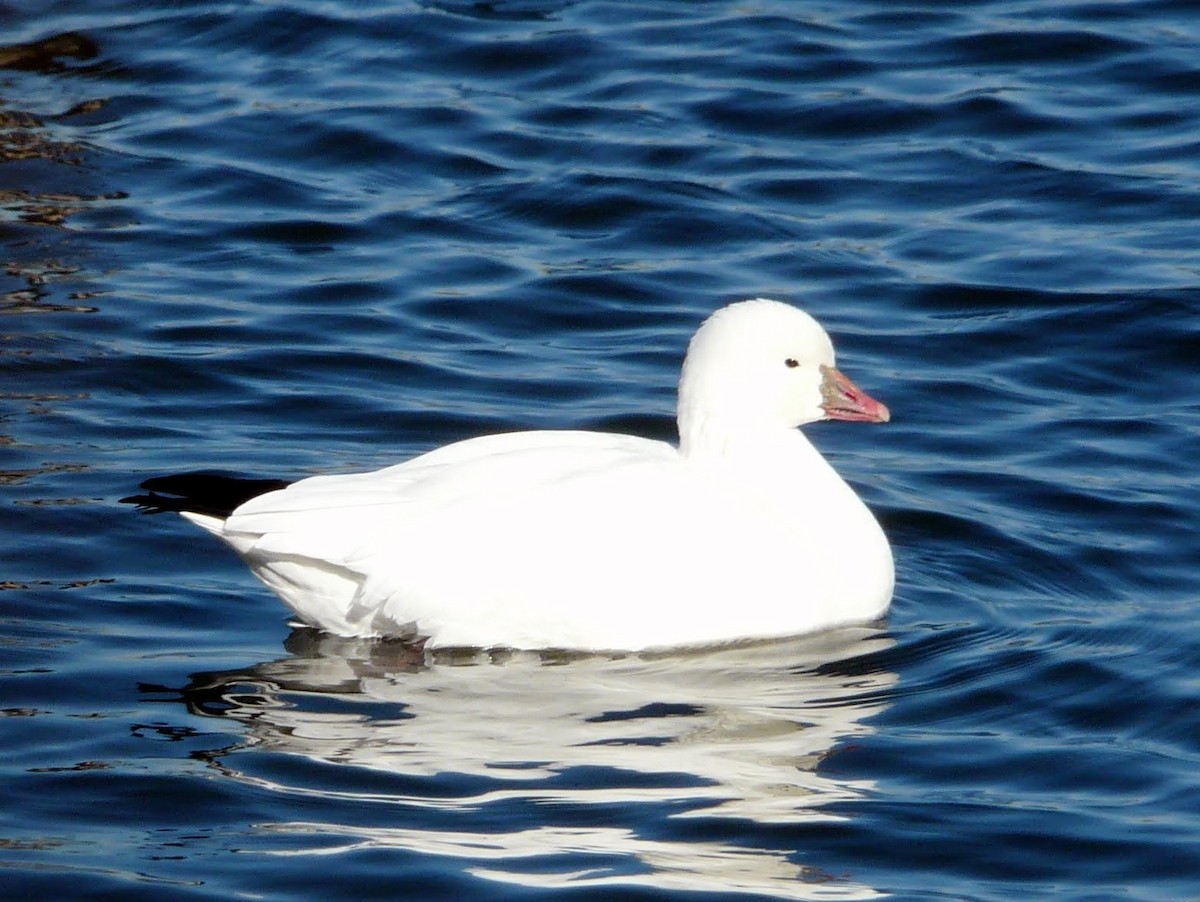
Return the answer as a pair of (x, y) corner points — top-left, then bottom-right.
(157, 299), (894, 650)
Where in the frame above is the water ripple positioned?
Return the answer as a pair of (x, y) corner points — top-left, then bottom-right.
(3, 1), (1200, 899)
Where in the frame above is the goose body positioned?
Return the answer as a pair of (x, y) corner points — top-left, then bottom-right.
(126, 299), (894, 650)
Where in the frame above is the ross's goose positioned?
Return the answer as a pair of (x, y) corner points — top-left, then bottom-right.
(123, 299), (894, 650)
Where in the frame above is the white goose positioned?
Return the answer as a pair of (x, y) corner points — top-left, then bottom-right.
(125, 299), (894, 650)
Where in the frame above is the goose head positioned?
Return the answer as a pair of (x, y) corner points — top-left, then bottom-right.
(676, 298), (888, 456)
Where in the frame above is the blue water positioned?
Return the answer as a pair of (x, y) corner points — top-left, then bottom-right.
(3, 1), (1199, 898)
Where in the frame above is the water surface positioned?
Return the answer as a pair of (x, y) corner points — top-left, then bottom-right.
(3, 2), (1199, 899)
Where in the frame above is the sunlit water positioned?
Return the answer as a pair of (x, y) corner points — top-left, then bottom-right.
(3, 2), (1199, 899)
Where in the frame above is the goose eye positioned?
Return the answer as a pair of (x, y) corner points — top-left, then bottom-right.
(784, 358), (799, 369)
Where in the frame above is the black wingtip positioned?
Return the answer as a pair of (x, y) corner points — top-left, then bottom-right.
(119, 471), (291, 518)
(119, 491), (184, 514)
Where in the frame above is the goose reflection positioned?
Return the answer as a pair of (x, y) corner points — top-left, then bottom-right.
(171, 627), (896, 899)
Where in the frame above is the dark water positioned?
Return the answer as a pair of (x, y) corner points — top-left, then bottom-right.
(3, 1), (1199, 898)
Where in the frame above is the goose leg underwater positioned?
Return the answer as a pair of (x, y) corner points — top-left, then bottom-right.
(122, 298), (894, 651)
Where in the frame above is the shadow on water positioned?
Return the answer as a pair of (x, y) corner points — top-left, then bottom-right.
(0, 33), (98, 73)
(0, 31), (116, 315)
(145, 627), (896, 900)
(0, 30), (122, 506)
